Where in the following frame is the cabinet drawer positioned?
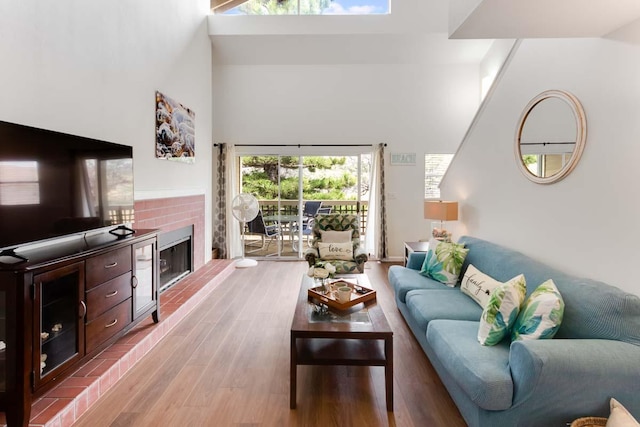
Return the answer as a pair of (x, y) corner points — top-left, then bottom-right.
(86, 247), (132, 289)
(85, 299), (131, 353)
(85, 273), (132, 322)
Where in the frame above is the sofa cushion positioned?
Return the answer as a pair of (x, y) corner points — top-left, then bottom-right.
(427, 319), (514, 411)
(389, 265), (456, 303)
(512, 279), (564, 341)
(458, 236), (565, 289)
(551, 276), (640, 346)
(420, 240), (469, 286)
(405, 289), (482, 333)
(478, 274), (526, 346)
(458, 236), (640, 346)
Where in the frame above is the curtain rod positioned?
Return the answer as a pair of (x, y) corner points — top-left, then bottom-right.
(213, 143), (386, 147)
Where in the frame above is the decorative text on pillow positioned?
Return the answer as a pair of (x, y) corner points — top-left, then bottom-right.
(461, 264), (503, 308)
(318, 242), (353, 261)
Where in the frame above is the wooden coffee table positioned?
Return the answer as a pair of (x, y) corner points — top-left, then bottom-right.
(290, 274), (393, 411)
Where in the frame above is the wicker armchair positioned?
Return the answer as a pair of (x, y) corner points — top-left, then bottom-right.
(304, 213), (368, 274)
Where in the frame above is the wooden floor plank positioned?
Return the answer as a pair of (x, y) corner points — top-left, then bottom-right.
(72, 261), (466, 427)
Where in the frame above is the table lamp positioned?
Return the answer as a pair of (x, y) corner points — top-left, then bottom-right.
(424, 200), (458, 241)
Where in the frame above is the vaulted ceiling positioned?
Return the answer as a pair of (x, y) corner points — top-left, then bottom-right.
(449, 0), (640, 39)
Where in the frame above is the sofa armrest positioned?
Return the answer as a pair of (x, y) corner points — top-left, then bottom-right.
(304, 248), (318, 266)
(407, 252), (426, 270)
(509, 339), (640, 412)
(354, 246), (368, 264)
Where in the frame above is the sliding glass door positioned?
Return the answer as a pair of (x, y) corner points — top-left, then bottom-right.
(237, 150), (371, 260)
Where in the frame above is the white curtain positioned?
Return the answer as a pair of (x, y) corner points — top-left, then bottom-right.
(365, 144), (384, 259)
(225, 144), (242, 259)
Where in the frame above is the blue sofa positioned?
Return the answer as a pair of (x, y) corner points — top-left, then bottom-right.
(389, 236), (640, 427)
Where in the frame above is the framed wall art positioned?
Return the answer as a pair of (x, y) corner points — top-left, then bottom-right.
(390, 152), (416, 166)
(155, 91), (195, 163)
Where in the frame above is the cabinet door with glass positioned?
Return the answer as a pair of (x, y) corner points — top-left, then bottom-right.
(0, 271), (23, 427)
(33, 261), (85, 390)
(0, 281), (7, 399)
(132, 239), (159, 323)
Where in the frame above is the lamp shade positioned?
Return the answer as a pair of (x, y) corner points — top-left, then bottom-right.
(424, 201), (458, 221)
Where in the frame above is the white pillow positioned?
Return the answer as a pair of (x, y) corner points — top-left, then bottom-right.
(607, 398), (640, 427)
(460, 264), (503, 308)
(318, 242), (353, 261)
(321, 230), (353, 243)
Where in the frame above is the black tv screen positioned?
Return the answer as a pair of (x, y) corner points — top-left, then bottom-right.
(0, 120), (134, 250)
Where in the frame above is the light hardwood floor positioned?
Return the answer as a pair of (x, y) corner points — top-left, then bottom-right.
(72, 261), (466, 427)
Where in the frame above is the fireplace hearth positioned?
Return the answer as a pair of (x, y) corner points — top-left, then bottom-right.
(158, 225), (193, 293)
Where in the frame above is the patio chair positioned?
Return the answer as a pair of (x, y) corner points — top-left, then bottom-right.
(302, 201), (323, 220)
(292, 206), (332, 251)
(245, 210), (281, 254)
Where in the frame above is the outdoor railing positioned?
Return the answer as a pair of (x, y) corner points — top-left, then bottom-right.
(258, 200), (368, 235)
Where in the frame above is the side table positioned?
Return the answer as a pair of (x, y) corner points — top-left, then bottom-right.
(403, 241), (430, 266)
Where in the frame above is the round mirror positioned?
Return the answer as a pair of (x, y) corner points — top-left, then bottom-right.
(515, 90), (586, 184)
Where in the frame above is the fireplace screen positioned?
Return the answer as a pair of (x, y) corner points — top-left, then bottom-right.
(158, 225), (193, 293)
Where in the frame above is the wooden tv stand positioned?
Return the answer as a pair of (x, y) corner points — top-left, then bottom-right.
(0, 229), (160, 427)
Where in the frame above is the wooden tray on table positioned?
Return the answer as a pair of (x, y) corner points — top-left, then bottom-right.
(308, 279), (376, 310)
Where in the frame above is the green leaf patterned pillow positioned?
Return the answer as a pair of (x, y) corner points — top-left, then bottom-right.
(477, 274), (526, 346)
(419, 240), (469, 287)
(511, 279), (564, 341)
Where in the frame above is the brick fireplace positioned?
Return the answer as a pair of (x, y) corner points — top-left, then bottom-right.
(134, 194), (205, 275)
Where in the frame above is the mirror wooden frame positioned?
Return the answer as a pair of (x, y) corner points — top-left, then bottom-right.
(514, 90), (587, 184)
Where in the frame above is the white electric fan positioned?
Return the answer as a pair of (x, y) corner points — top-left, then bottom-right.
(231, 192), (260, 268)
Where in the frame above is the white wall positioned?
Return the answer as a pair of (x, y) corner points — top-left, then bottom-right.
(212, 49), (482, 258)
(0, 0), (214, 261)
(208, 0), (493, 260)
(440, 25), (640, 295)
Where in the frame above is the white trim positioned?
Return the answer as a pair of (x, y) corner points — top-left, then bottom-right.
(233, 145), (374, 156)
(134, 188), (205, 200)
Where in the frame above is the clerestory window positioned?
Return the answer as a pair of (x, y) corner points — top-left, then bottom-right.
(424, 154), (453, 199)
(215, 0), (390, 15)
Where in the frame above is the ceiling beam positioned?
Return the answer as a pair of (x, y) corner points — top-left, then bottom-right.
(211, 0), (248, 13)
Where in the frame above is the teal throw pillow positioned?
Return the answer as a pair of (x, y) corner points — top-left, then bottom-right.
(419, 240), (469, 287)
(511, 279), (564, 341)
(478, 274), (526, 346)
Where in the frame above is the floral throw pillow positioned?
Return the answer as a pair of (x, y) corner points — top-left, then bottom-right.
(419, 240), (469, 287)
(478, 274), (526, 346)
(511, 279), (564, 341)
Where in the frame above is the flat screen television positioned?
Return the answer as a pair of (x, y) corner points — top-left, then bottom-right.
(0, 120), (134, 252)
